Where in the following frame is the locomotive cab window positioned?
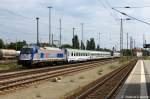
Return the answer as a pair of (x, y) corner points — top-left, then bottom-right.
(21, 48), (32, 54)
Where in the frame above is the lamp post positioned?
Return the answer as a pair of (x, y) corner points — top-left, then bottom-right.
(36, 17), (39, 46)
(81, 23), (84, 49)
(119, 18), (131, 57)
(59, 19), (62, 47)
(47, 6), (52, 45)
(73, 27), (75, 38)
(98, 33), (102, 49)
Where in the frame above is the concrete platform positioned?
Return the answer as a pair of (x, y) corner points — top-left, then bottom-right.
(116, 60), (150, 99)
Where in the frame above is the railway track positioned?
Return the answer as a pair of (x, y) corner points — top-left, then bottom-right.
(0, 59), (115, 80)
(66, 59), (137, 99)
(0, 59), (116, 94)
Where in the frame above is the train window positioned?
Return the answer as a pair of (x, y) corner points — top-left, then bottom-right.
(21, 48), (32, 54)
(71, 52), (73, 56)
(74, 53), (76, 56)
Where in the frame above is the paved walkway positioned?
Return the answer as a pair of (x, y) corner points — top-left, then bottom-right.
(116, 60), (150, 99)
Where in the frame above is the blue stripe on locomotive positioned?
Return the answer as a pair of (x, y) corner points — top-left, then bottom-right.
(40, 53), (45, 58)
(39, 52), (64, 59)
(57, 53), (64, 58)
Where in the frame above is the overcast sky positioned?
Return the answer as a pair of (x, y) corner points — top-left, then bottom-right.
(0, 0), (150, 49)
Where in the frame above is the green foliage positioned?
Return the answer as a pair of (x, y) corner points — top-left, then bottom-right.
(0, 38), (5, 48)
(86, 38), (95, 50)
(72, 35), (79, 49)
(96, 45), (111, 52)
(7, 40), (27, 50)
(143, 56), (150, 60)
(109, 65), (116, 69)
(122, 49), (135, 56)
(86, 40), (90, 50)
(78, 76), (85, 79)
(61, 44), (72, 48)
(40, 42), (57, 47)
(0, 62), (23, 70)
(142, 50), (150, 56)
(81, 40), (85, 50)
(97, 69), (103, 75)
(90, 38), (95, 50)
(96, 45), (100, 51)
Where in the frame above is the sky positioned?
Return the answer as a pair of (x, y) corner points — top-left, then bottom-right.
(0, 0), (150, 50)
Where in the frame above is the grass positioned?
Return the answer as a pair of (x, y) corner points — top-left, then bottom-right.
(109, 65), (117, 69)
(119, 56), (137, 64)
(97, 69), (103, 75)
(78, 76), (85, 79)
(143, 56), (150, 60)
(70, 79), (75, 82)
(36, 93), (41, 98)
(0, 62), (23, 70)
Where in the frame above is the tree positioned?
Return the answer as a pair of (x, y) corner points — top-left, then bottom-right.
(61, 44), (72, 48)
(0, 38), (4, 48)
(96, 45), (100, 51)
(72, 35), (79, 49)
(7, 40), (27, 50)
(86, 40), (90, 50)
(81, 40), (85, 50)
(89, 38), (95, 50)
(86, 38), (95, 50)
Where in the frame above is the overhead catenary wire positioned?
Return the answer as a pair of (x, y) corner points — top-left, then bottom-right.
(0, 7), (48, 26)
(113, 6), (150, 9)
(96, 0), (119, 25)
(0, 7), (51, 43)
(0, 7), (34, 20)
(112, 8), (150, 26)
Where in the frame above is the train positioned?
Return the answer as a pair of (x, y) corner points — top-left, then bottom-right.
(0, 49), (20, 60)
(18, 46), (120, 67)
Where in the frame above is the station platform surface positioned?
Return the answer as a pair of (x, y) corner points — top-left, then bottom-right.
(116, 60), (150, 99)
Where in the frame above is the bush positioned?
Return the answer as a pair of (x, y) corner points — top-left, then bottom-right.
(78, 76), (85, 79)
(97, 69), (103, 75)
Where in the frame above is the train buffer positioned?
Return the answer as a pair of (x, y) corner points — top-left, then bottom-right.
(116, 60), (150, 99)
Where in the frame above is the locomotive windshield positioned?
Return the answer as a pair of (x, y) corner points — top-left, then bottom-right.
(20, 48), (32, 54)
